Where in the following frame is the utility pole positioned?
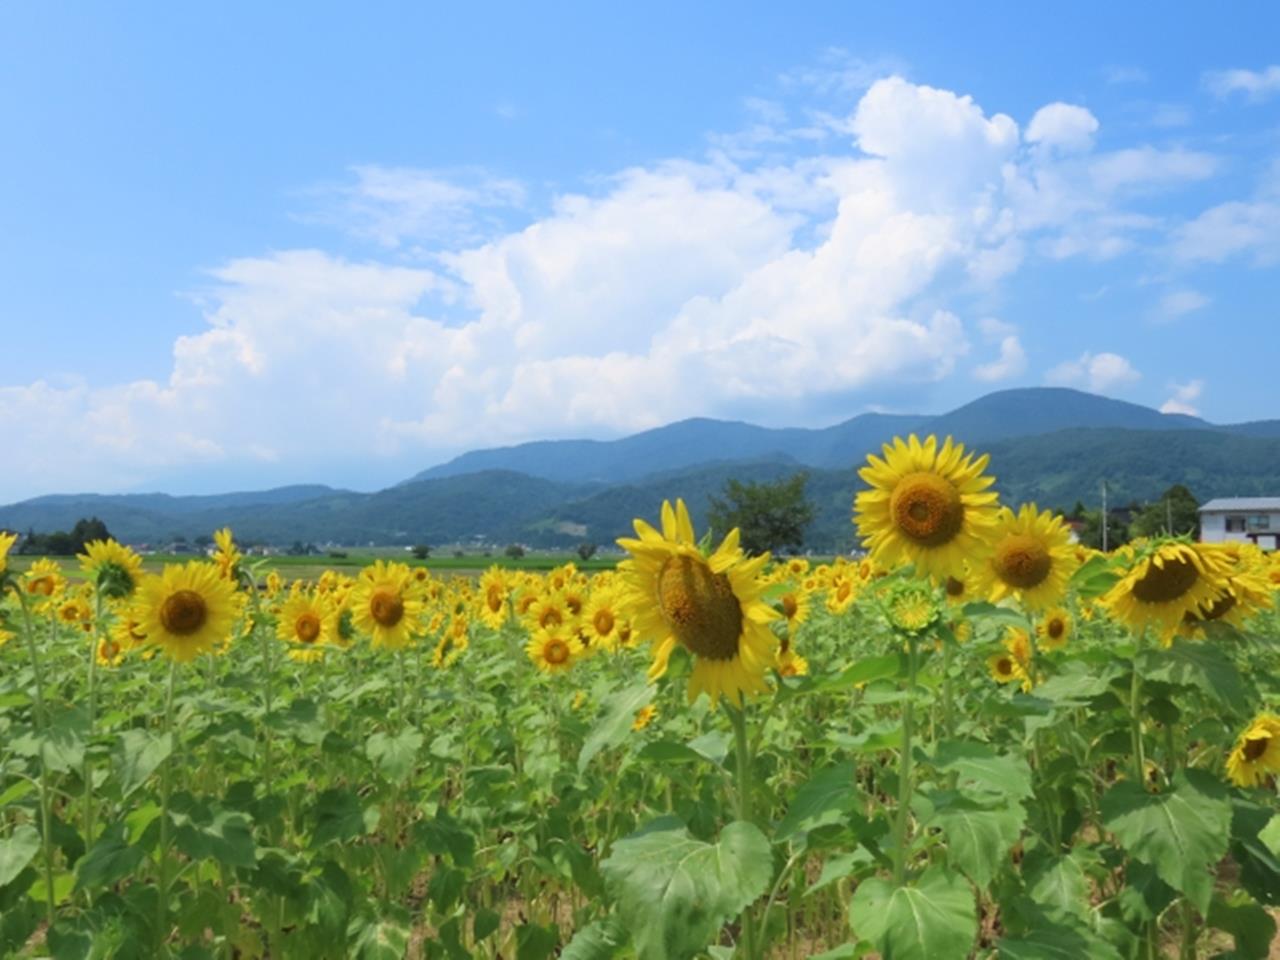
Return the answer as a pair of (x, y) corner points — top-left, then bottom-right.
(1101, 480), (1109, 553)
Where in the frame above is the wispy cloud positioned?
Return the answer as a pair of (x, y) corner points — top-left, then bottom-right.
(1204, 65), (1280, 100)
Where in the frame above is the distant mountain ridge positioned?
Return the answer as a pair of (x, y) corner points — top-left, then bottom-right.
(404, 387), (1223, 484)
(3, 388), (1280, 550)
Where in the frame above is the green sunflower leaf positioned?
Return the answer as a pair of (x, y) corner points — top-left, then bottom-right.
(1101, 768), (1232, 914)
(848, 865), (977, 960)
(600, 817), (771, 960)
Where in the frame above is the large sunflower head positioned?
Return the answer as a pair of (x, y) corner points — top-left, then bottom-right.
(1102, 540), (1229, 643)
(972, 504), (1077, 612)
(616, 498), (779, 708)
(134, 561), (243, 663)
(349, 560), (424, 650)
(854, 435), (999, 582)
(1225, 713), (1280, 788)
(79, 539), (144, 599)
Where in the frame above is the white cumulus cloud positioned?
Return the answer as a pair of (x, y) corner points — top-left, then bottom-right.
(973, 336), (1027, 382)
(1045, 352), (1141, 394)
(1026, 103), (1099, 152)
(1160, 379), (1205, 416)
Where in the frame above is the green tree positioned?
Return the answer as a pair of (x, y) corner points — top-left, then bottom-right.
(576, 542), (598, 562)
(411, 544), (431, 560)
(505, 543), (526, 560)
(1129, 484), (1200, 539)
(707, 472), (814, 555)
(1077, 508), (1130, 550)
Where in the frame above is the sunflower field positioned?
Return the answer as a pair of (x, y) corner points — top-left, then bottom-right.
(1, 434), (1278, 960)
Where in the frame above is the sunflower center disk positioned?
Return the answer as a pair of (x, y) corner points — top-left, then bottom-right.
(782, 594), (799, 619)
(296, 613), (322, 643)
(594, 609), (615, 635)
(1048, 618), (1065, 639)
(545, 638), (570, 664)
(1243, 736), (1270, 761)
(945, 577), (965, 599)
(160, 589), (208, 636)
(486, 589), (503, 613)
(994, 534), (1052, 589)
(890, 472), (965, 547)
(370, 590), (405, 628)
(1132, 555), (1200, 604)
(657, 555), (743, 661)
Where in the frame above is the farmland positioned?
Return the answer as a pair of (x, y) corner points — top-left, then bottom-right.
(0, 435), (1277, 960)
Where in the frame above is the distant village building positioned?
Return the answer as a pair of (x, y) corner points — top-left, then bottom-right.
(1199, 498), (1280, 549)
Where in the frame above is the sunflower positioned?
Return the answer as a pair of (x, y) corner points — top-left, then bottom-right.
(23, 558), (66, 601)
(988, 628), (1033, 691)
(942, 565), (974, 607)
(855, 434), (999, 582)
(616, 498), (779, 708)
(525, 629), (581, 673)
(1182, 542), (1274, 636)
(264, 571), (284, 599)
(134, 561), (242, 662)
(1103, 540), (1228, 643)
(349, 560), (423, 650)
(477, 567), (510, 630)
(57, 595), (92, 630)
(582, 589), (623, 649)
(109, 602), (150, 652)
(785, 557), (810, 578)
(96, 636), (125, 668)
(79, 539), (144, 598)
(1225, 713), (1280, 788)
(825, 576), (857, 615)
(777, 589), (810, 635)
(1036, 606), (1073, 652)
(525, 593), (574, 634)
(777, 648), (809, 677)
(632, 704), (659, 732)
(971, 505), (1077, 612)
(0, 531), (16, 575)
(210, 527), (242, 581)
(276, 588), (335, 663)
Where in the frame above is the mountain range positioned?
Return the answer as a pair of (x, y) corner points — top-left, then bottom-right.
(4, 388), (1280, 551)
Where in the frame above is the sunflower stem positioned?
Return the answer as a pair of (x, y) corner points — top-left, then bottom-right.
(83, 590), (103, 849)
(728, 702), (759, 960)
(1129, 644), (1146, 785)
(16, 589), (57, 929)
(156, 657), (178, 953)
(893, 632), (918, 886)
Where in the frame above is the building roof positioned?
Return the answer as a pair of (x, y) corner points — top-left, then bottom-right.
(1199, 497), (1280, 513)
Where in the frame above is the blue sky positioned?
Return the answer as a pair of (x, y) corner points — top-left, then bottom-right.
(1, 2), (1278, 501)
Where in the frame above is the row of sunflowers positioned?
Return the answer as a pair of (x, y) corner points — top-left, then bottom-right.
(0, 433), (1277, 959)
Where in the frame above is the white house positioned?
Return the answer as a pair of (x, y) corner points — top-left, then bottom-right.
(1199, 498), (1280, 549)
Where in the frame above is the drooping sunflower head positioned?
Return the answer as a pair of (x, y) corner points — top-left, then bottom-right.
(134, 561), (243, 663)
(989, 627), (1033, 691)
(1103, 540), (1229, 643)
(973, 504), (1077, 612)
(777, 648), (809, 678)
(942, 565), (973, 607)
(79, 539), (144, 599)
(1182, 542), (1275, 636)
(1225, 713), (1280, 788)
(616, 499), (779, 708)
(1036, 606), (1073, 652)
(777, 589), (810, 633)
(854, 435), (999, 582)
